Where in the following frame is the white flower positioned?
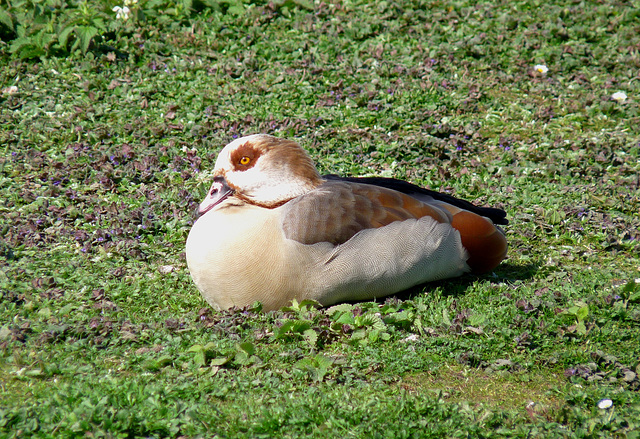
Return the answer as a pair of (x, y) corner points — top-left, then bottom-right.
(112, 5), (131, 21)
(611, 91), (627, 103)
(400, 334), (419, 343)
(534, 64), (549, 74)
(597, 399), (613, 409)
(124, 0), (138, 5)
(1, 85), (18, 96)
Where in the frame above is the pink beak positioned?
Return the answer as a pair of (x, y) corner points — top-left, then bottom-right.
(198, 177), (233, 217)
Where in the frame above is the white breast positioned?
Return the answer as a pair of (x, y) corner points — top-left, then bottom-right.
(186, 203), (470, 311)
(186, 204), (290, 311)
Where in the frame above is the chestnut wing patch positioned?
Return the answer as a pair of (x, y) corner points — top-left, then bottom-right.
(281, 181), (450, 245)
(323, 174), (509, 225)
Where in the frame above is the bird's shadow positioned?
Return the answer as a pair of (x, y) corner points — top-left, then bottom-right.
(368, 261), (540, 305)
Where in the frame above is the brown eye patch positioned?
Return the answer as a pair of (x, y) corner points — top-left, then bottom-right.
(230, 141), (261, 171)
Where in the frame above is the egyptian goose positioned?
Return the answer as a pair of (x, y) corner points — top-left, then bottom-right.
(186, 134), (508, 312)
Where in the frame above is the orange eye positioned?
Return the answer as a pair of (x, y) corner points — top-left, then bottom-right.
(239, 156), (251, 165)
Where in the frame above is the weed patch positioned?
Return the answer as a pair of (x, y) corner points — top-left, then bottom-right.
(2, 0), (640, 437)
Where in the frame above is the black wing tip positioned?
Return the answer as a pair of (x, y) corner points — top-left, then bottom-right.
(477, 207), (509, 225)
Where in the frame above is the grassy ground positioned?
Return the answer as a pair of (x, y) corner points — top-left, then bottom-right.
(1, 0), (639, 437)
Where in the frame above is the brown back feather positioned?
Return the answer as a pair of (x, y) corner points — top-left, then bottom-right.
(281, 180), (507, 272)
(281, 181), (450, 245)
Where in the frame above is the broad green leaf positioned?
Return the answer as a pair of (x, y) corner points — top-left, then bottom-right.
(234, 350), (249, 364)
(325, 303), (355, 315)
(350, 329), (366, 340)
(275, 320), (296, 338)
(576, 305), (589, 322)
(565, 306), (580, 316)
(298, 299), (321, 309)
(442, 309), (452, 326)
(91, 17), (106, 32)
(622, 280), (639, 294)
(227, 4), (244, 15)
(302, 328), (318, 347)
(192, 351), (206, 366)
(9, 36), (33, 54)
(468, 313), (486, 327)
(186, 344), (204, 353)
(0, 7), (13, 31)
(334, 311), (355, 325)
(75, 25), (98, 54)
(210, 357), (229, 366)
(545, 209), (566, 225)
(57, 25), (74, 49)
(275, 320), (311, 338)
(238, 342), (255, 356)
(356, 314), (386, 331)
(294, 354), (334, 382)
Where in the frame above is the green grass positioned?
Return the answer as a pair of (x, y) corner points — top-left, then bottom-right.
(1, 0), (640, 437)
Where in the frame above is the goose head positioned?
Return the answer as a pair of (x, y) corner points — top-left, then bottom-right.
(198, 134), (323, 216)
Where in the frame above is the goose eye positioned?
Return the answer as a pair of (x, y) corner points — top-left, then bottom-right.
(239, 156), (251, 165)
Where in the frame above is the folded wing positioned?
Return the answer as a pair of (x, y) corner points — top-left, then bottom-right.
(323, 174), (509, 226)
(281, 180), (507, 273)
